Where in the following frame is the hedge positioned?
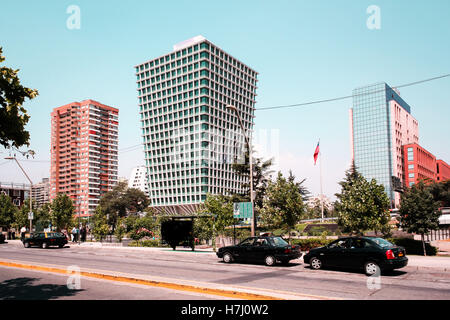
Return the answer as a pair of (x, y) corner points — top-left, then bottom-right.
(127, 240), (162, 247)
(388, 238), (437, 256)
(291, 238), (334, 251)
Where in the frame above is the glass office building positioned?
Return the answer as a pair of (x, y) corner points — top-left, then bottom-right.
(135, 36), (258, 214)
(350, 83), (418, 208)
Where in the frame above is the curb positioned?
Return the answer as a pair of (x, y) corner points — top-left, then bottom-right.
(0, 259), (340, 300)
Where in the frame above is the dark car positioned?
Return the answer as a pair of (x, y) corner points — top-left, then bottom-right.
(23, 232), (68, 249)
(217, 236), (302, 266)
(303, 237), (408, 275)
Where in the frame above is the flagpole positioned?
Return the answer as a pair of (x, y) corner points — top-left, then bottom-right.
(319, 140), (324, 222)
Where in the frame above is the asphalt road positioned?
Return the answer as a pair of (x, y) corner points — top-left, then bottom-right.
(1, 241), (449, 300)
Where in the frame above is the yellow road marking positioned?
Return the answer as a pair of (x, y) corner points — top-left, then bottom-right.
(0, 260), (279, 300)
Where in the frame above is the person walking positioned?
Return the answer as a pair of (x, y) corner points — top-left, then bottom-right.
(20, 226), (26, 241)
(71, 227), (77, 242)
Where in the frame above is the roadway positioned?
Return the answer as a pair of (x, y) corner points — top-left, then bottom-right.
(1, 241), (449, 300)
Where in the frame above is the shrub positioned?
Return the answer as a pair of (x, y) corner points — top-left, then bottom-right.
(388, 238), (437, 256)
(291, 238), (333, 251)
(128, 239), (162, 247)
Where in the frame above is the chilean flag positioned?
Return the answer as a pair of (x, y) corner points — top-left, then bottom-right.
(313, 141), (320, 165)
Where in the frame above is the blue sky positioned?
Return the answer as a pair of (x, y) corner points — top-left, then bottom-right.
(1, 0), (449, 200)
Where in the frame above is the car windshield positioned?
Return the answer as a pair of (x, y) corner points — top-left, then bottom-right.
(370, 238), (394, 248)
(47, 232), (63, 237)
(269, 237), (289, 247)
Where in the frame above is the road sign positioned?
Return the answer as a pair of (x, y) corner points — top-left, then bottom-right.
(233, 202), (253, 219)
(28, 211), (34, 220)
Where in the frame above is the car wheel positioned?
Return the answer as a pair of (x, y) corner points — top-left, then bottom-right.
(264, 255), (276, 266)
(59, 244), (65, 248)
(364, 261), (380, 276)
(310, 257), (322, 270)
(24, 242), (30, 248)
(42, 242), (49, 249)
(223, 252), (234, 263)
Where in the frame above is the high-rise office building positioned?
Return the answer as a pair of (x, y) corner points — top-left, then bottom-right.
(32, 178), (50, 208)
(50, 100), (119, 217)
(128, 165), (150, 197)
(350, 83), (419, 208)
(135, 36), (258, 214)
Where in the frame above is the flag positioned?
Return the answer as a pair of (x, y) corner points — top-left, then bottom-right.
(313, 141), (320, 165)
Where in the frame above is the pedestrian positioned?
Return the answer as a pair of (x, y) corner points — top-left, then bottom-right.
(71, 227), (77, 242)
(11, 227), (16, 240)
(81, 226), (86, 242)
(20, 226), (26, 241)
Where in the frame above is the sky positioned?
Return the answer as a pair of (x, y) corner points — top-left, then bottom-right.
(1, 0), (449, 201)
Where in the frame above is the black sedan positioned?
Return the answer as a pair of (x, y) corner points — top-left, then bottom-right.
(303, 237), (408, 275)
(217, 236), (302, 266)
(23, 232), (68, 249)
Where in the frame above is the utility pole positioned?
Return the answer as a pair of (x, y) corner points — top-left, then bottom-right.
(227, 105), (255, 237)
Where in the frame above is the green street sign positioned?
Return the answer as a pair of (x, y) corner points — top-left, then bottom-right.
(233, 202), (253, 219)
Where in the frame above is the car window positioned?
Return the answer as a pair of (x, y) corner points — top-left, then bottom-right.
(369, 238), (394, 248)
(350, 239), (371, 249)
(37, 233), (45, 238)
(328, 239), (350, 249)
(239, 238), (255, 246)
(253, 238), (268, 246)
(269, 237), (289, 247)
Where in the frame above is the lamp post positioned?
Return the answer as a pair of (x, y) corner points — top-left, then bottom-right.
(226, 105), (255, 237)
(5, 156), (33, 233)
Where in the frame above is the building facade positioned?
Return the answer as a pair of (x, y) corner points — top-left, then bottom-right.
(350, 83), (419, 208)
(403, 143), (436, 187)
(31, 178), (50, 208)
(128, 166), (149, 197)
(135, 36), (258, 214)
(0, 182), (30, 207)
(437, 160), (450, 182)
(50, 100), (119, 217)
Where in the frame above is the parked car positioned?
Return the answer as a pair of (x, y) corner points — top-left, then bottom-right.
(303, 237), (408, 275)
(22, 232), (68, 249)
(217, 236), (302, 266)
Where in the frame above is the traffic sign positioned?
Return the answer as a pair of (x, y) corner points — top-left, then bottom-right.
(28, 211), (34, 220)
(233, 202), (253, 219)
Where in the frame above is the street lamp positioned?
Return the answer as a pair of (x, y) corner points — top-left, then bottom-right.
(5, 156), (33, 234)
(226, 105), (255, 237)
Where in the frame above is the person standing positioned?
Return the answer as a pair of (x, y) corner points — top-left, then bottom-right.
(20, 226), (26, 241)
(71, 227), (76, 242)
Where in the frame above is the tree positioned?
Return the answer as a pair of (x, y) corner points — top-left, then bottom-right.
(0, 194), (18, 228)
(399, 181), (441, 256)
(98, 182), (149, 232)
(91, 206), (110, 242)
(35, 203), (52, 232)
(428, 180), (450, 208)
(335, 163), (391, 236)
(259, 171), (307, 243)
(232, 150), (274, 211)
(51, 194), (75, 231)
(0, 47), (39, 149)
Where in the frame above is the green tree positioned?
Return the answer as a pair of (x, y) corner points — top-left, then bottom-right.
(91, 206), (110, 242)
(0, 194), (18, 228)
(232, 150), (275, 227)
(399, 181), (441, 256)
(0, 47), (39, 149)
(335, 163), (391, 236)
(98, 182), (149, 232)
(428, 180), (450, 207)
(51, 194), (75, 231)
(259, 171), (307, 243)
(34, 202), (52, 232)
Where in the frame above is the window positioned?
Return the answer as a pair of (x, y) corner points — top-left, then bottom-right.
(408, 164), (414, 170)
(407, 147), (414, 161)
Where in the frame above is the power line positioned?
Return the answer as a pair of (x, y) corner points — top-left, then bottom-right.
(255, 73), (450, 111)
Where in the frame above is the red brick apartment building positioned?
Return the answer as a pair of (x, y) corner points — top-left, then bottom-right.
(50, 100), (119, 217)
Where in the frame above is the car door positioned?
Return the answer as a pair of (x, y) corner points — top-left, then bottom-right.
(250, 238), (271, 262)
(347, 238), (370, 269)
(235, 237), (255, 261)
(322, 238), (352, 267)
